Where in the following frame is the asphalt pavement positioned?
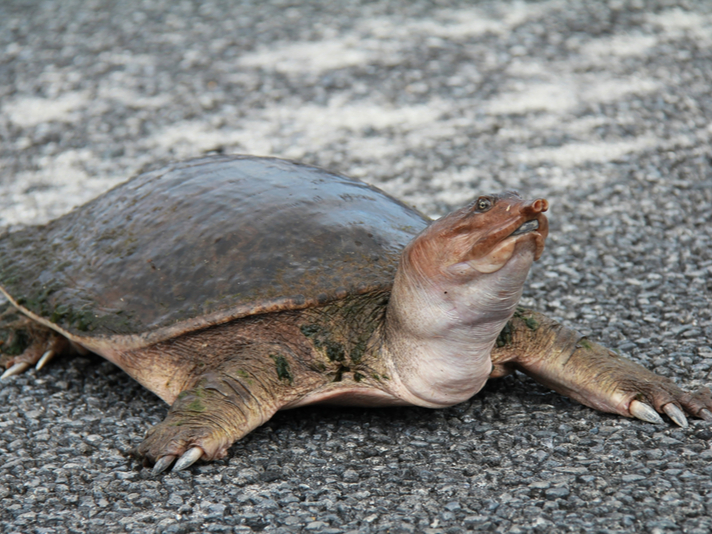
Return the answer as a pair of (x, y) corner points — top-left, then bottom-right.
(1, 1), (712, 532)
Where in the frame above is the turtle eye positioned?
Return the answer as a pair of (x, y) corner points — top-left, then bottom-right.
(475, 197), (493, 212)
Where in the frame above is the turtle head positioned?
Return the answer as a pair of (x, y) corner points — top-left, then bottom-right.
(404, 192), (548, 281)
(384, 192), (549, 408)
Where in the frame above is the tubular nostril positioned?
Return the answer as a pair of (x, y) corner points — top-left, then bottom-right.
(531, 199), (548, 213)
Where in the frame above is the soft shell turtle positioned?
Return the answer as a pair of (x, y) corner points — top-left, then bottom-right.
(1, 155), (710, 473)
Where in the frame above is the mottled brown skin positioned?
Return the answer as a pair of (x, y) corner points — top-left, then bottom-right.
(131, 293), (395, 462)
(1, 155), (711, 472)
(5, 295), (710, 467)
(139, 306), (712, 463)
(491, 308), (712, 418)
(490, 310), (712, 420)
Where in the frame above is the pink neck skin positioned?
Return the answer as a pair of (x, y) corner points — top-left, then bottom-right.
(383, 193), (548, 407)
(383, 241), (537, 407)
(381, 197), (547, 408)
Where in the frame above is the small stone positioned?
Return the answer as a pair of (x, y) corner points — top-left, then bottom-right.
(529, 481), (551, 489)
(206, 525), (233, 533)
(464, 516), (488, 527)
(621, 474), (645, 482)
(342, 469), (359, 482)
(444, 501), (461, 512)
(205, 503), (226, 518)
(167, 493), (183, 507)
(545, 487), (570, 500)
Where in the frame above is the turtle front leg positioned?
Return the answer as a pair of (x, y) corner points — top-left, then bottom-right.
(138, 371), (276, 474)
(136, 342), (323, 474)
(490, 308), (712, 427)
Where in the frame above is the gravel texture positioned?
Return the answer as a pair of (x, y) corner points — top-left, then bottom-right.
(2, 0), (712, 532)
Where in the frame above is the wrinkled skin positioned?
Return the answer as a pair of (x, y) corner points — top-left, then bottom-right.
(1, 156), (711, 474)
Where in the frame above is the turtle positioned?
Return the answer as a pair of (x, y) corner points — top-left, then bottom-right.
(1, 155), (710, 474)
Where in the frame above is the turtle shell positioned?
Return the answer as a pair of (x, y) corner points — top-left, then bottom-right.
(0, 156), (430, 346)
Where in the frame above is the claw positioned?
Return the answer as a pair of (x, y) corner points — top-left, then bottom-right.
(35, 350), (55, 371)
(1, 362), (31, 379)
(152, 455), (176, 475)
(173, 447), (203, 471)
(629, 399), (663, 424)
(699, 408), (712, 422)
(662, 403), (688, 428)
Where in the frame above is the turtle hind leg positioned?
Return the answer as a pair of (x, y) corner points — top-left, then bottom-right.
(490, 308), (712, 427)
(0, 311), (70, 379)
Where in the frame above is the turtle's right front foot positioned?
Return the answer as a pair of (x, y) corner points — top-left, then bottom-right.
(137, 393), (238, 475)
(0, 312), (69, 379)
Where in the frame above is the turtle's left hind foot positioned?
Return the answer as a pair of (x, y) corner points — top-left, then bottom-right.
(0, 310), (69, 379)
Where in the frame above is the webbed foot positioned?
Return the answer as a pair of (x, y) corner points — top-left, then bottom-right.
(624, 381), (712, 427)
(561, 346), (712, 427)
(137, 408), (223, 474)
(136, 372), (278, 474)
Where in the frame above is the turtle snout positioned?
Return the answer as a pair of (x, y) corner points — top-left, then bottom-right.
(524, 198), (548, 215)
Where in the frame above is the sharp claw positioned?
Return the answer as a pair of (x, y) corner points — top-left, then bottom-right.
(152, 455), (176, 475)
(629, 399), (664, 424)
(1, 362), (31, 379)
(173, 447), (203, 472)
(35, 350), (55, 371)
(662, 403), (688, 428)
(699, 408), (712, 422)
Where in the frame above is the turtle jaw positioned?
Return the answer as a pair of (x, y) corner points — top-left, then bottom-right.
(462, 208), (549, 276)
(510, 219), (540, 236)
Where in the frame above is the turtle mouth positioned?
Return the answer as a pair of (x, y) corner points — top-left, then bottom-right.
(468, 218), (544, 274)
(509, 219), (539, 237)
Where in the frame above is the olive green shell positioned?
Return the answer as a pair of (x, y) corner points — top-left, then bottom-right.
(0, 156), (429, 344)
